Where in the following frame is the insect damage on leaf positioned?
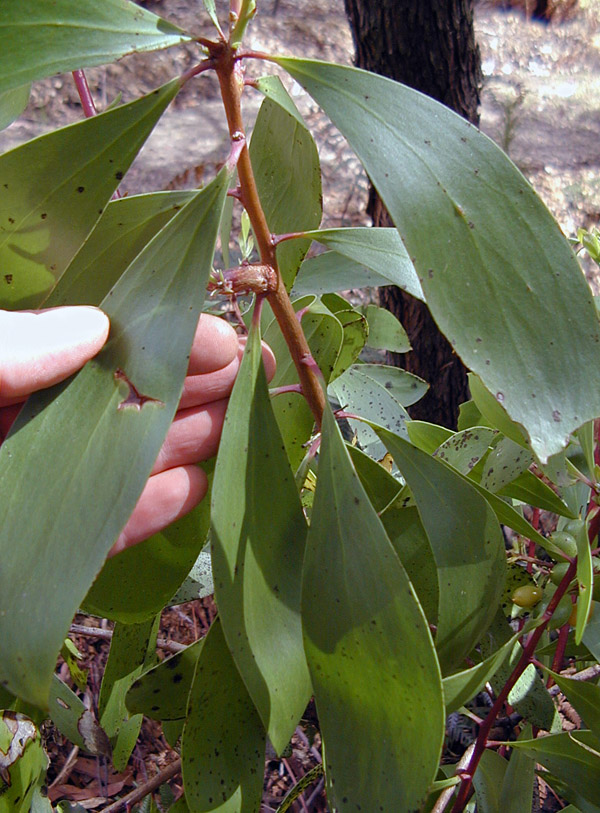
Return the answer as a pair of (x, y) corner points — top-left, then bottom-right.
(0, 711), (37, 785)
(114, 369), (165, 411)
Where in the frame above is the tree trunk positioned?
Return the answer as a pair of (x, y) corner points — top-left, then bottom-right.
(344, 0), (482, 428)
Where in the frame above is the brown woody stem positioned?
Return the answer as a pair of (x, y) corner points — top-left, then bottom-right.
(212, 43), (326, 428)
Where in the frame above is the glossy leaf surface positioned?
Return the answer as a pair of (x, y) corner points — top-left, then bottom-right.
(0, 169), (228, 707)
(0, 80), (180, 310)
(277, 57), (600, 462)
(0, 0), (188, 93)
(376, 427), (506, 672)
(302, 405), (444, 812)
(212, 322), (310, 754)
(181, 618), (264, 813)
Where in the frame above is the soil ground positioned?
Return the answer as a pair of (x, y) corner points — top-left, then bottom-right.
(6, 1), (600, 810)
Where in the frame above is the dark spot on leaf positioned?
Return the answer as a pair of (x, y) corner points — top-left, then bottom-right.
(552, 410), (561, 422)
(172, 673), (183, 684)
(115, 171), (124, 180)
(40, 212), (47, 220)
(8, 217), (14, 224)
(4, 274), (12, 284)
(77, 186), (85, 193)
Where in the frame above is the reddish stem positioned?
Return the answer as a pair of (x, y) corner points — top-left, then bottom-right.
(547, 620), (571, 687)
(72, 70), (97, 117)
(450, 560), (577, 812)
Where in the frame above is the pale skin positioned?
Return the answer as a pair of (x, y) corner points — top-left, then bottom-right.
(0, 306), (275, 557)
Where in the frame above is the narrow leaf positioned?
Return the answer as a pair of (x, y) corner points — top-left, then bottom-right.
(0, 80), (180, 309)
(48, 676), (110, 756)
(0, 0), (188, 93)
(472, 749), (506, 813)
(548, 671), (600, 742)
(376, 427), (506, 672)
(181, 618), (265, 813)
(0, 169), (228, 707)
(276, 57), (600, 462)
(302, 405), (444, 812)
(212, 321), (311, 754)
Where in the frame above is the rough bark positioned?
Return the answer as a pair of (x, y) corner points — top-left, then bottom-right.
(344, 0), (482, 428)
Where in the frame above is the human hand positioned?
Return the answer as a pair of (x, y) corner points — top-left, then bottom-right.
(0, 307), (275, 557)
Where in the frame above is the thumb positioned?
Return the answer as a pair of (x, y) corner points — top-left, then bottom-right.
(0, 306), (110, 401)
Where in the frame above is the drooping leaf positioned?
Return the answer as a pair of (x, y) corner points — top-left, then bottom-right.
(511, 731), (600, 807)
(276, 57), (600, 463)
(0, 711), (47, 812)
(499, 725), (535, 813)
(99, 618), (158, 770)
(0, 0), (188, 93)
(212, 321), (310, 754)
(0, 84), (30, 131)
(126, 639), (203, 722)
(0, 79), (180, 310)
(48, 676), (110, 756)
(575, 519), (595, 644)
(348, 444), (402, 513)
(299, 227), (423, 300)
(47, 190), (197, 307)
(498, 469), (577, 518)
(0, 168), (229, 707)
(250, 92), (321, 289)
(472, 749), (506, 813)
(302, 404), (444, 812)
(181, 618), (265, 813)
(292, 251), (382, 297)
(376, 426), (506, 672)
(252, 75), (306, 127)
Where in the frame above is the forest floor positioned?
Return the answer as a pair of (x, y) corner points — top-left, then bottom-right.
(6, 0), (600, 811)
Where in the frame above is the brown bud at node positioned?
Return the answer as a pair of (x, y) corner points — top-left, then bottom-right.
(208, 263), (278, 296)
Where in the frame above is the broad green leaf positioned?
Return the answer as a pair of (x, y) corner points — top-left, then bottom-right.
(0, 0), (188, 93)
(0, 712), (47, 812)
(407, 421), (453, 453)
(83, 476), (212, 623)
(360, 303), (410, 352)
(181, 618), (264, 813)
(292, 251), (381, 297)
(47, 190), (197, 307)
(511, 731), (600, 807)
(276, 58), (600, 463)
(442, 631), (520, 713)
(480, 436), (534, 492)
(329, 365), (410, 461)
(498, 469), (577, 518)
(348, 444), (402, 513)
(543, 772), (600, 813)
(380, 503), (439, 625)
(0, 169), (228, 707)
(127, 639), (203, 722)
(99, 618), (158, 770)
(48, 676), (110, 755)
(472, 749), (506, 813)
(499, 726), (535, 813)
(356, 363), (428, 407)
(250, 94), (321, 289)
(433, 427), (496, 475)
(0, 84), (30, 131)
(271, 392), (315, 472)
(212, 321), (310, 754)
(0, 79), (180, 310)
(302, 405), (444, 812)
(488, 646), (559, 731)
(548, 671), (600, 741)
(376, 427), (506, 672)
(300, 227), (423, 301)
